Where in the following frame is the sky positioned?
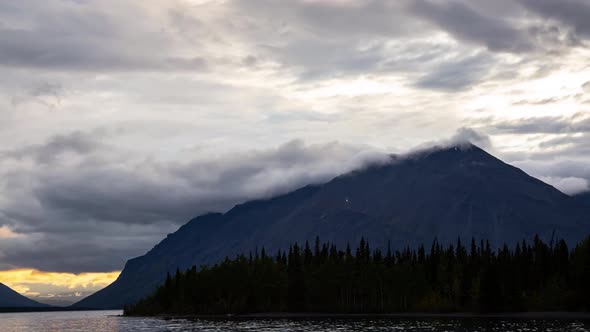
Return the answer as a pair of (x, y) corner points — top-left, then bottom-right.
(0, 0), (589, 305)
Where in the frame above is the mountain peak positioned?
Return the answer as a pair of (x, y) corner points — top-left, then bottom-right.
(444, 141), (478, 150)
(403, 142), (493, 164)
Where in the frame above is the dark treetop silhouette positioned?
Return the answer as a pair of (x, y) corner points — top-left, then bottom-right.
(125, 236), (590, 315)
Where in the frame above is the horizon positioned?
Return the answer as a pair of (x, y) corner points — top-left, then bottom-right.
(0, 0), (589, 306)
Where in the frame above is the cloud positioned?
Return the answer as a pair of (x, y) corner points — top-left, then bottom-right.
(409, 0), (534, 53)
(539, 176), (589, 195)
(0, 269), (119, 305)
(0, 135), (388, 272)
(486, 114), (590, 134)
(408, 127), (493, 153)
(414, 52), (495, 90)
(234, 0), (416, 39)
(0, 1), (209, 72)
(480, 115), (590, 181)
(448, 128), (493, 149)
(26, 138), (389, 226)
(512, 96), (572, 106)
(11, 81), (64, 108)
(539, 134), (590, 149)
(510, 158), (590, 195)
(5, 131), (105, 164)
(232, 0), (419, 80)
(405, 0), (584, 56)
(0, 269), (119, 292)
(229, 0), (505, 84)
(0, 228), (164, 273)
(517, 0), (590, 38)
(0, 225), (22, 239)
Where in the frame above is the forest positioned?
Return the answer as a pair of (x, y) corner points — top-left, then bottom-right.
(124, 235), (590, 315)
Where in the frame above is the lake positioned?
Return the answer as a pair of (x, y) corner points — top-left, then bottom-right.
(1, 310), (590, 331)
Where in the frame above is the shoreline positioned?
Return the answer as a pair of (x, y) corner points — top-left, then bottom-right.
(128, 312), (590, 320)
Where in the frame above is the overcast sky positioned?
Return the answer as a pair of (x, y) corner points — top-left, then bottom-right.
(0, 0), (589, 301)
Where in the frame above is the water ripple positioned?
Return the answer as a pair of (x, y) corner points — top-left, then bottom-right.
(0, 311), (589, 332)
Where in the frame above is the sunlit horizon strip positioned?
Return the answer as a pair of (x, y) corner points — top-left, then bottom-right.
(0, 269), (120, 298)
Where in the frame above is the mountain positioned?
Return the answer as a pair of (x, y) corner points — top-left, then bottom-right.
(575, 192), (590, 207)
(0, 283), (50, 308)
(74, 144), (590, 309)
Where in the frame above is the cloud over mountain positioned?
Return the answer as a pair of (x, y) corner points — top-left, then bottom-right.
(0, 135), (387, 272)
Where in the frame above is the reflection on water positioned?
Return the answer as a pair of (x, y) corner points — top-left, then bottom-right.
(0, 310), (589, 332)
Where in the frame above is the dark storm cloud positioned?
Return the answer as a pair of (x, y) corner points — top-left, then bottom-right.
(0, 1), (208, 72)
(5, 131), (105, 164)
(409, 0), (534, 52)
(0, 0), (582, 90)
(0, 135), (388, 272)
(227, 0), (582, 91)
(0, 24), (148, 71)
(29, 139), (389, 226)
(407, 0), (583, 54)
(0, 224), (168, 273)
(517, 0), (590, 38)
(233, 1), (504, 83)
(0, 0), (585, 79)
(0, 27), (208, 72)
(232, 1), (439, 81)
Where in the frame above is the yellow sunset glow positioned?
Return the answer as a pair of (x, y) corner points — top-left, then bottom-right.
(0, 269), (120, 298)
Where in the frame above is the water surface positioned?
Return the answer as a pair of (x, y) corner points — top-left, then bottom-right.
(1, 310), (589, 332)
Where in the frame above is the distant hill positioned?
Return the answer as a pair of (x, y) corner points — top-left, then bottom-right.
(74, 144), (590, 309)
(0, 283), (50, 308)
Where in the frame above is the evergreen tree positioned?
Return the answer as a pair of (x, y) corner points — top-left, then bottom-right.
(125, 235), (590, 316)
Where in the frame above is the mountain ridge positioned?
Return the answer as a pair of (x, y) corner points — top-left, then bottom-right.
(0, 283), (50, 308)
(74, 144), (590, 309)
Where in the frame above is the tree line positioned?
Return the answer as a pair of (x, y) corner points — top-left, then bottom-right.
(124, 235), (590, 315)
